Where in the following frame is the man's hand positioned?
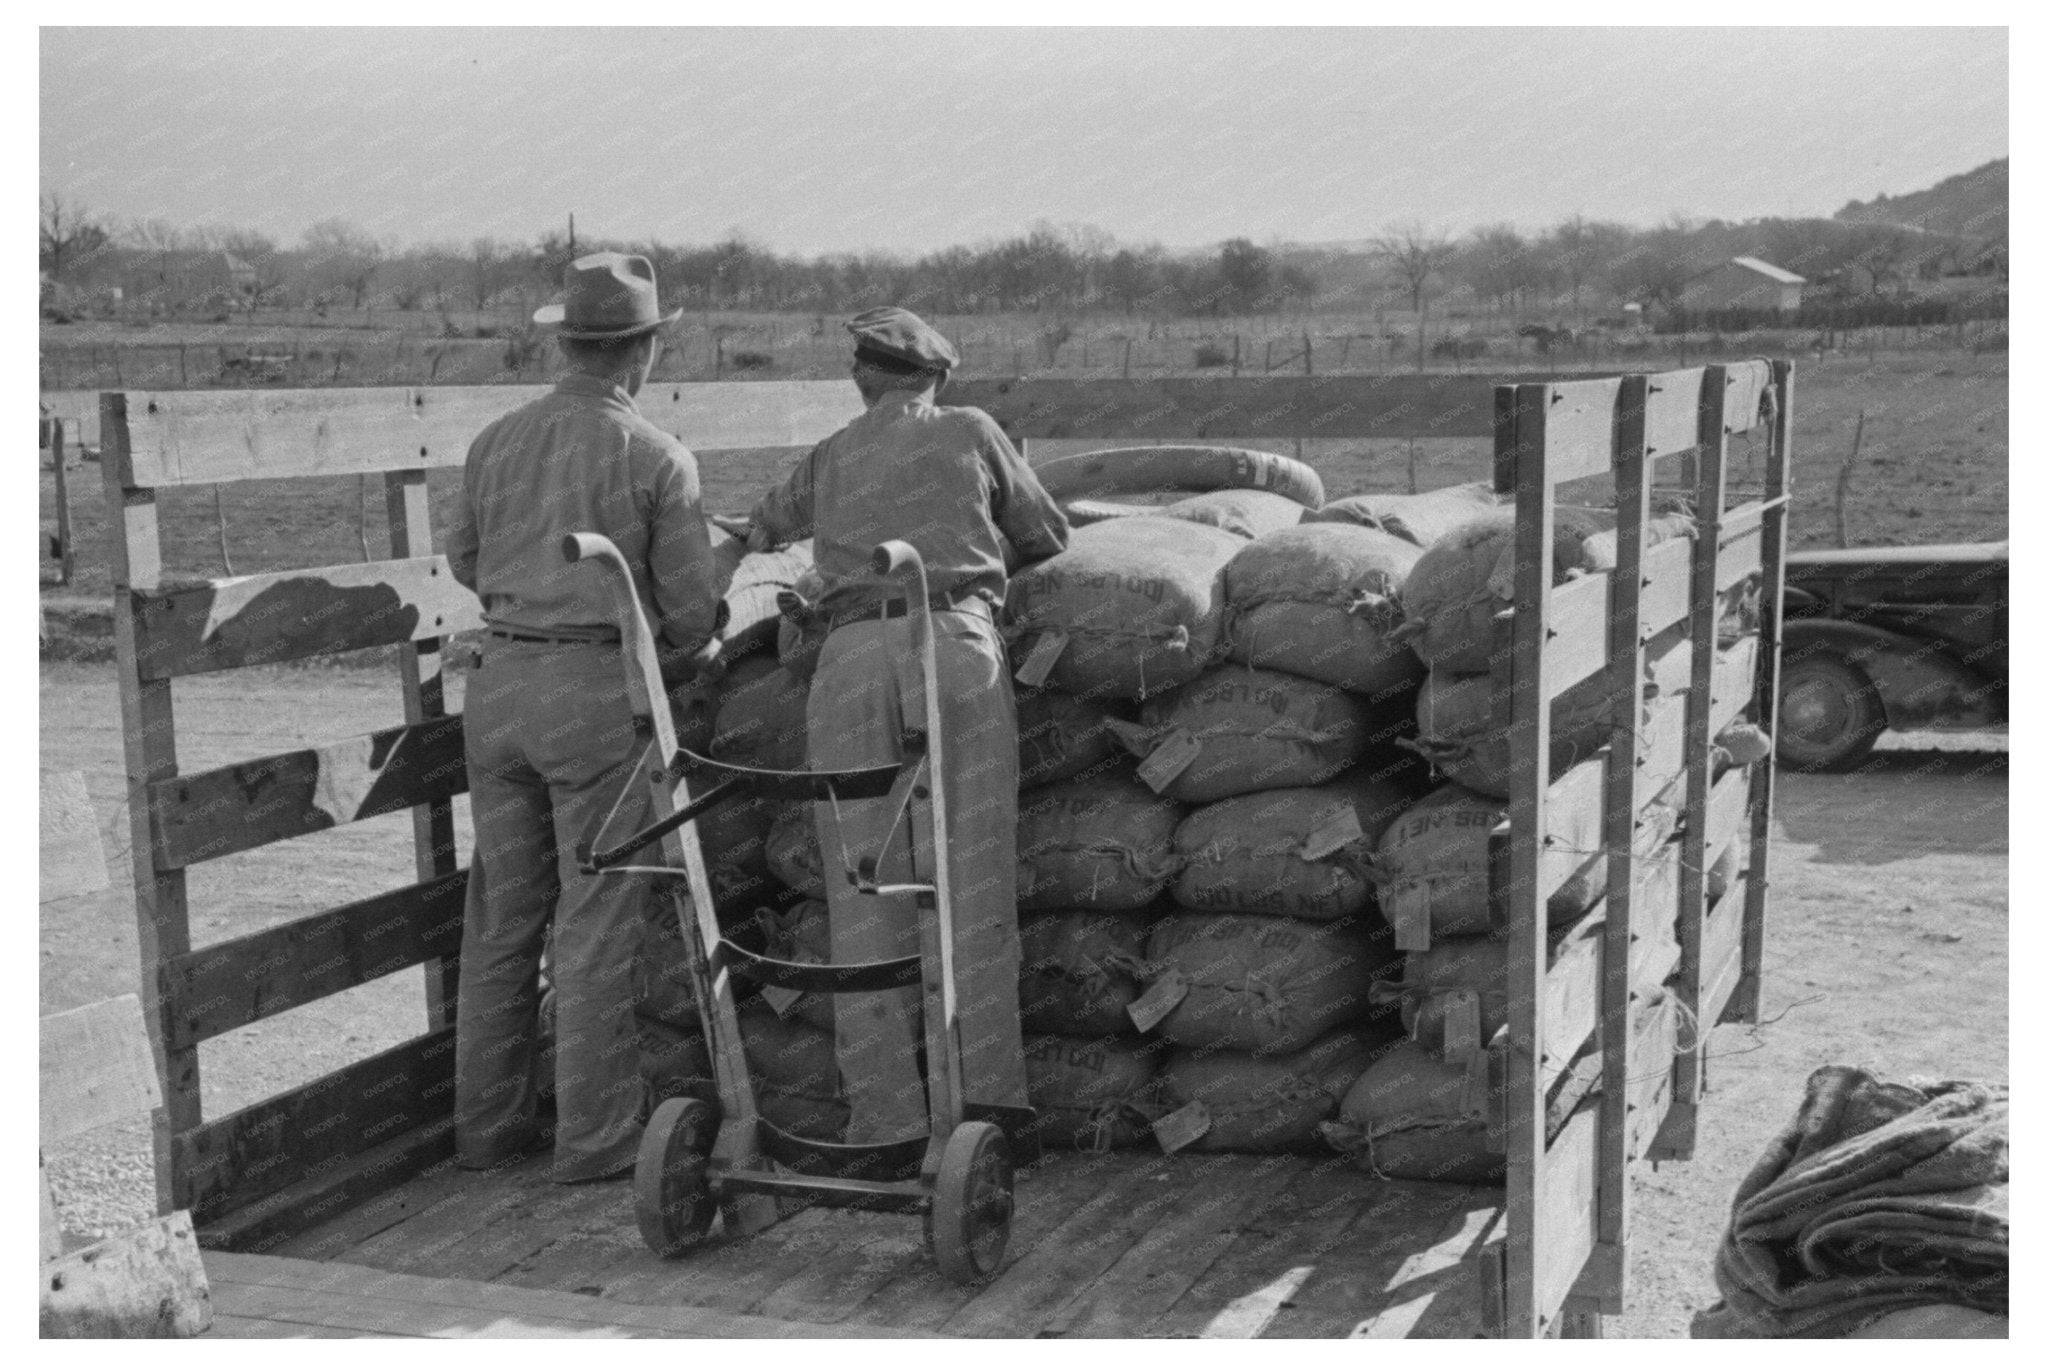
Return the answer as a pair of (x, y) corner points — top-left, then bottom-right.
(659, 636), (726, 689)
(711, 513), (773, 553)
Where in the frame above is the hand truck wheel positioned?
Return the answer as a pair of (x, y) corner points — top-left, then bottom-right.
(635, 1097), (718, 1256)
(927, 1120), (1014, 1286)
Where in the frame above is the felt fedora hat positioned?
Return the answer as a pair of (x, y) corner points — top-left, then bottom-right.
(533, 252), (683, 340)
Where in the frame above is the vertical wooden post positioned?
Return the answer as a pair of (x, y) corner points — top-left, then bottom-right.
(1731, 362), (1794, 1023)
(1231, 334), (1241, 377)
(100, 393), (200, 1216)
(177, 344), (188, 387)
(1584, 374), (1651, 1315)
(1302, 332), (1313, 376)
(386, 460), (461, 1025)
(52, 419), (75, 584)
(1653, 365), (1729, 1162)
(1500, 381), (1556, 1337)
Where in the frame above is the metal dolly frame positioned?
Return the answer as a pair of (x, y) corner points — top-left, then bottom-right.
(562, 531), (1026, 1286)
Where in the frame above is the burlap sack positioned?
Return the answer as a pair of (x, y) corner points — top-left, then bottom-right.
(764, 800), (826, 899)
(633, 889), (701, 1030)
(1158, 489), (1308, 539)
(1393, 507), (1691, 674)
(697, 788), (792, 916)
(1372, 781), (1608, 945)
(1017, 687), (1126, 791)
(1170, 774), (1420, 921)
(1406, 666), (1622, 800)
(1033, 445), (1325, 511)
(1222, 522), (1426, 695)
(1305, 482), (1507, 547)
(1116, 666), (1374, 804)
(1005, 518), (1242, 701)
(638, 1015), (716, 1114)
(775, 565), (829, 682)
(1024, 1033), (1165, 1152)
(1145, 911), (1398, 1054)
(1018, 772), (1183, 913)
(1387, 884), (1680, 1052)
(754, 898), (835, 1032)
(739, 999), (847, 1141)
(1321, 1038), (1504, 1183)
(1157, 1022), (1402, 1153)
(710, 654), (810, 773)
(1019, 910), (1152, 1037)
(721, 539), (816, 665)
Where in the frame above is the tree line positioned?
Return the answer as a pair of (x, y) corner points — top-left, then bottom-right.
(40, 191), (2005, 327)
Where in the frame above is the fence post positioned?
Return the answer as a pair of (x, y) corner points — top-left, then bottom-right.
(177, 345), (187, 387)
(1303, 332), (1313, 377)
(1231, 335), (1241, 377)
(52, 419), (74, 584)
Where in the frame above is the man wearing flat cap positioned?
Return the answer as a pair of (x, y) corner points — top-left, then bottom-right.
(738, 306), (1070, 1144)
(449, 252), (723, 1182)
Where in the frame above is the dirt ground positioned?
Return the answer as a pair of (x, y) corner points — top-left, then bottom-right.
(38, 661), (2007, 1338)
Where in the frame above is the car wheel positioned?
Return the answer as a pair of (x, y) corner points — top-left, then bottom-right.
(1777, 651), (1886, 772)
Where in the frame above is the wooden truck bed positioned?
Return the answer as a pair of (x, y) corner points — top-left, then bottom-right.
(92, 364), (1790, 1338)
(209, 1152), (1499, 1339)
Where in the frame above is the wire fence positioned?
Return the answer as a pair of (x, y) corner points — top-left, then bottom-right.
(38, 314), (2007, 395)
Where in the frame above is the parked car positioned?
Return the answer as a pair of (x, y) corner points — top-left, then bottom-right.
(1776, 541), (2007, 771)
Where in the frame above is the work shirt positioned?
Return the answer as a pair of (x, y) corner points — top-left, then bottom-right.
(449, 373), (721, 655)
(749, 389), (1070, 616)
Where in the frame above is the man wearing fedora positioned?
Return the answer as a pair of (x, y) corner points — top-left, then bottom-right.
(449, 252), (722, 1182)
(737, 307), (1070, 1145)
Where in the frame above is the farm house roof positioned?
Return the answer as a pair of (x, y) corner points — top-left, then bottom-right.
(1726, 256), (1807, 284)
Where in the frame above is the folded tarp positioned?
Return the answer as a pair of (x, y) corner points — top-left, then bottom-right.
(1692, 1065), (2008, 1338)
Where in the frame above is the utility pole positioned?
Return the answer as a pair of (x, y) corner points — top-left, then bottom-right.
(568, 213), (577, 255)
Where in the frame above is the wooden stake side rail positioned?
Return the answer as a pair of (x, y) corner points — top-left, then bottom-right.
(94, 369), (1785, 1333)
(1486, 362), (1789, 1337)
(95, 367), (1778, 489)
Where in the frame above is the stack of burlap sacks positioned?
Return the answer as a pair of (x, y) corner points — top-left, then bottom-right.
(625, 466), (1763, 1185)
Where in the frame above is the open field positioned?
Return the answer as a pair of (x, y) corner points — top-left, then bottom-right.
(40, 303), (2005, 393)
(38, 662), (2007, 1337)
(38, 350), (2008, 631)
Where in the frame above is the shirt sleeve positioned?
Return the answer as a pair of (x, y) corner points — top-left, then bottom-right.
(448, 435), (483, 593)
(647, 442), (724, 657)
(975, 412), (1070, 566)
(749, 440), (822, 545)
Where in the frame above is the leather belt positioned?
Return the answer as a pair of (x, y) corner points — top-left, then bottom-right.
(487, 628), (617, 646)
(827, 590), (986, 629)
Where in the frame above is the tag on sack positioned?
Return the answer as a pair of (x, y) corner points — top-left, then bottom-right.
(1126, 969), (1189, 1033)
(1136, 729), (1202, 794)
(760, 984), (804, 1019)
(1014, 630), (1068, 688)
(1300, 804), (1365, 861)
(1152, 1100), (1211, 1154)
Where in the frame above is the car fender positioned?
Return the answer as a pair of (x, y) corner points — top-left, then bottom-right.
(1782, 620), (1998, 729)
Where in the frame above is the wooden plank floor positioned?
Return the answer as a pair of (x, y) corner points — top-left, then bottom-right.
(209, 1150), (1502, 1338)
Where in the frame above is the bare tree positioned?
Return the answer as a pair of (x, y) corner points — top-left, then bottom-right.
(40, 191), (109, 281)
(1371, 221), (1456, 364)
(1541, 214), (1631, 324)
(302, 218), (384, 309)
(469, 237), (507, 312)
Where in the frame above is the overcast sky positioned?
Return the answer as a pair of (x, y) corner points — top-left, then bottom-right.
(40, 26), (2008, 256)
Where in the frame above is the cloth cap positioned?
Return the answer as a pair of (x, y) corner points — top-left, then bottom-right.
(534, 252), (683, 340)
(845, 306), (959, 372)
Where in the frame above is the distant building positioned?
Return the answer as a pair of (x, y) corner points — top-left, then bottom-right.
(1681, 256), (1807, 313)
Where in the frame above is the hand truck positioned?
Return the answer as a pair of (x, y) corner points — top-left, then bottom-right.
(561, 531), (1028, 1286)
